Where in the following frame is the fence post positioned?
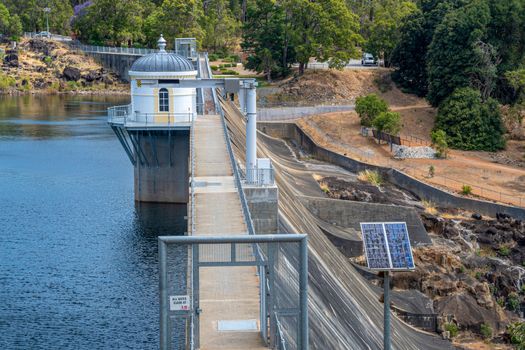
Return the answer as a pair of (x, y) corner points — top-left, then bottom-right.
(299, 236), (309, 350)
(159, 239), (169, 350)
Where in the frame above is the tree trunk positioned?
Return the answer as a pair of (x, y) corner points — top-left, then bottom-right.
(299, 62), (305, 75)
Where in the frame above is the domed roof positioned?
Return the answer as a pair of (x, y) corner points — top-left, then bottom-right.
(130, 35), (195, 73)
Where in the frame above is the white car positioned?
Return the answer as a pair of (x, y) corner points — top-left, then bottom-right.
(361, 53), (377, 66)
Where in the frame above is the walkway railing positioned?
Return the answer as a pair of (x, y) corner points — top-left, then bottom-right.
(244, 167), (275, 186)
(69, 43), (174, 56)
(108, 104), (193, 126)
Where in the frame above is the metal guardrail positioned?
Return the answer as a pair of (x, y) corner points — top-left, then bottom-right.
(243, 167), (275, 186)
(107, 104), (193, 126)
(69, 43), (174, 56)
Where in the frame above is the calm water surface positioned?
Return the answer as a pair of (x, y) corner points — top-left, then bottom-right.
(0, 95), (187, 349)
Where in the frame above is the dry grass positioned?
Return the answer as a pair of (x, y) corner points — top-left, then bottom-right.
(357, 169), (383, 187)
(421, 200), (438, 215)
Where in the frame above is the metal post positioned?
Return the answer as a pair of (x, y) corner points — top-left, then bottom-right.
(384, 271), (391, 350)
(267, 243), (276, 348)
(44, 7), (51, 37)
(159, 239), (169, 350)
(299, 237), (309, 350)
(246, 85), (257, 183)
(193, 244), (200, 348)
(239, 88), (246, 115)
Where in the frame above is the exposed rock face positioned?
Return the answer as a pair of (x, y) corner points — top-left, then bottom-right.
(62, 67), (81, 81)
(4, 50), (19, 67)
(27, 39), (57, 56)
(436, 293), (508, 332)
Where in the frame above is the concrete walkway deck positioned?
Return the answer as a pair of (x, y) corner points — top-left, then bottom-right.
(193, 114), (267, 350)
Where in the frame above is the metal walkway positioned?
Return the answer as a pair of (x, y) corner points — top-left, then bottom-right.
(193, 114), (267, 350)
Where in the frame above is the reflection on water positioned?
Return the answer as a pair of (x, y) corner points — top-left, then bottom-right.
(0, 95), (187, 349)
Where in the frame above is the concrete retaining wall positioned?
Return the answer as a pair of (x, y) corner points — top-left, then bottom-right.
(258, 121), (525, 220)
(299, 196), (431, 246)
(85, 52), (139, 82)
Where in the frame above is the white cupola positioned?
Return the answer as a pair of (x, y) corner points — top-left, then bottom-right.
(128, 35), (198, 124)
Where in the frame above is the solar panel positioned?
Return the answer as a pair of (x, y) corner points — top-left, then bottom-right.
(360, 222), (415, 271)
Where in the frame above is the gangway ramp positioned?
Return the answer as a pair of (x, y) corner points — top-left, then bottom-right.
(193, 114), (267, 350)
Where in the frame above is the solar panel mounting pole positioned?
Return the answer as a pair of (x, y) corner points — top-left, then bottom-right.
(384, 271), (391, 350)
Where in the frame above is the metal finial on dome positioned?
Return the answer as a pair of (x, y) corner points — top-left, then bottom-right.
(158, 34), (167, 52)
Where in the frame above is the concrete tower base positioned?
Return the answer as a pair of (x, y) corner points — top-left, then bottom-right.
(244, 185), (279, 234)
(132, 129), (190, 204)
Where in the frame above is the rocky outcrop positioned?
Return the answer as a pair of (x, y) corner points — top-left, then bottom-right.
(3, 50), (19, 67)
(62, 66), (81, 81)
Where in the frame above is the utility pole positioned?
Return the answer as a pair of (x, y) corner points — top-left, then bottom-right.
(43, 7), (51, 37)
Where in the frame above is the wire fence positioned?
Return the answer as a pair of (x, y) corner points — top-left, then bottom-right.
(312, 125), (525, 208)
(23, 32), (72, 42)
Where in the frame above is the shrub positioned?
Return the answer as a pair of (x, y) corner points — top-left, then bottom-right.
(499, 246), (510, 257)
(444, 322), (459, 338)
(66, 81), (79, 91)
(357, 169), (383, 187)
(229, 54), (241, 63)
(355, 94), (388, 127)
(431, 130), (448, 158)
(508, 322), (525, 349)
(421, 199), (437, 215)
(208, 53), (219, 61)
(0, 73), (16, 90)
(372, 111), (402, 135)
(428, 165), (435, 178)
(480, 323), (492, 339)
(507, 292), (520, 311)
(43, 56), (53, 66)
(434, 88), (506, 151)
(374, 73), (393, 93)
(218, 69), (239, 76)
(210, 65), (218, 71)
(461, 185), (472, 195)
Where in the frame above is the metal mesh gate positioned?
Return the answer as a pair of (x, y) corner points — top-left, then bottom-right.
(158, 234), (308, 350)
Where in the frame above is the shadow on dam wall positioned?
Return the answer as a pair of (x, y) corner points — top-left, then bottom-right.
(258, 121), (525, 220)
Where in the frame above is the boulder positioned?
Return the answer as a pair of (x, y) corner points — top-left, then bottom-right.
(82, 70), (101, 82)
(62, 67), (81, 81)
(4, 53), (18, 67)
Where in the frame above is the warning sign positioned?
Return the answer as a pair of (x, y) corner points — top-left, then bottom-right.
(169, 295), (190, 311)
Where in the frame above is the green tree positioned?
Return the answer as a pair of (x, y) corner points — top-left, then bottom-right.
(286, 0), (362, 73)
(426, 0), (491, 106)
(0, 4), (22, 38)
(372, 111), (402, 135)
(365, 0), (418, 67)
(243, 0), (294, 79)
(506, 69), (525, 105)
(3, 0), (73, 34)
(391, 0), (466, 96)
(74, 0), (146, 46)
(355, 94), (388, 127)
(202, 0), (240, 52)
(144, 0), (204, 48)
(431, 129), (448, 158)
(434, 88), (505, 151)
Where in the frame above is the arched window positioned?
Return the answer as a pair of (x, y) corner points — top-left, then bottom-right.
(159, 88), (169, 112)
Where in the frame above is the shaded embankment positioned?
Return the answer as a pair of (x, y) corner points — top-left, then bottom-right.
(221, 100), (454, 350)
